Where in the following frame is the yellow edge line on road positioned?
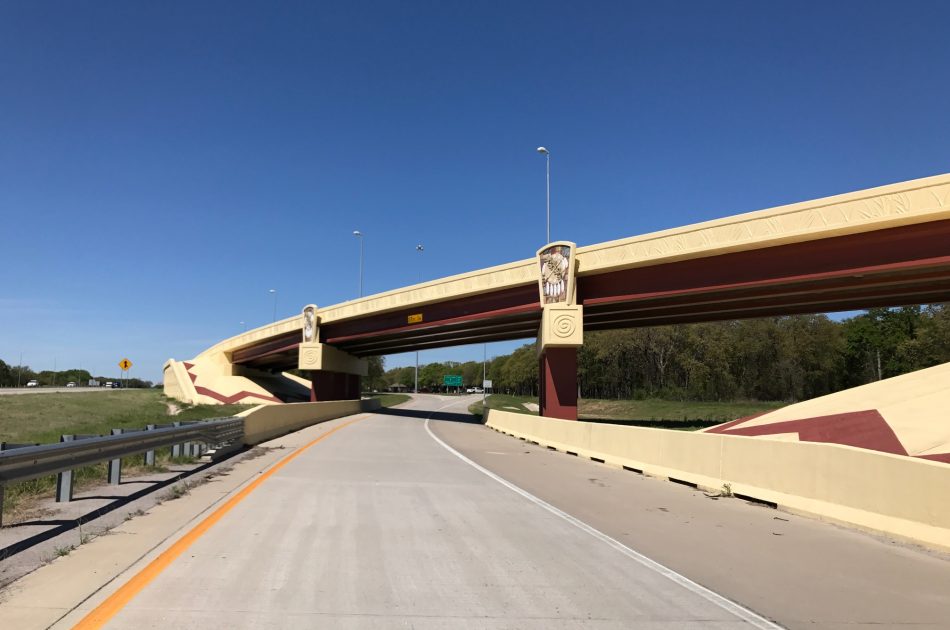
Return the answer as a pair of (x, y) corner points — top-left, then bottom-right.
(72, 415), (367, 630)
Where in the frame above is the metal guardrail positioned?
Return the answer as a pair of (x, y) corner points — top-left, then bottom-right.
(0, 417), (244, 525)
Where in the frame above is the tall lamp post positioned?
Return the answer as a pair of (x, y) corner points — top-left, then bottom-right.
(414, 244), (424, 394)
(353, 230), (364, 298)
(537, 146), (550, 243)
(268, 289), (277, 322)
(482, 343), (487, 409)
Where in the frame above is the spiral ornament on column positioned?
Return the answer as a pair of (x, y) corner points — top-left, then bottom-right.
(302, 348), (319, 366)
(553, 313), (576, 338)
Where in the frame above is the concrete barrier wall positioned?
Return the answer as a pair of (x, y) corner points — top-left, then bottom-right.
(485, 409), (950, 550)
(240, 399), (381, 446)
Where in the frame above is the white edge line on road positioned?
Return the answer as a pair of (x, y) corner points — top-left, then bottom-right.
(423, 415), (784, 630)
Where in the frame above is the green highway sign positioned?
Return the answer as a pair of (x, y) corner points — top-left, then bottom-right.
(443, 375), (463, 387)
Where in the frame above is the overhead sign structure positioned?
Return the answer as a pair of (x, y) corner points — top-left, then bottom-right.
(118, 358), (133, 371)
(443, 375), (463, 387)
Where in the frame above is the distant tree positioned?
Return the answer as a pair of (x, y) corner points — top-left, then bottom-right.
(365, 356), (385, 390)
(843, 307), (921, 385)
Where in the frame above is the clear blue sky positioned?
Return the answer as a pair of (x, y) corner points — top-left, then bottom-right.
(2, 1), (949, 382)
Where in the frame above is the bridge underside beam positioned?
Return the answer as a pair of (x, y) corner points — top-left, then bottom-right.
(330, 309), (542, 357)
(580, 219), (950, 329)
(230, 219), (950, 371)
(230, 334), (300, 368)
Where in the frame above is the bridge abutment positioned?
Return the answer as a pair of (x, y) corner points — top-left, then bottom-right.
(309, 371), (361, 401)
(299, 341), (367, 401)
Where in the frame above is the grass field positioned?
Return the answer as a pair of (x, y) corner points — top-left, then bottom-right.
(468, 394), (539, 417)
(0, 389), (254, 522)
(469, 394), (782, 430)
(0, 389), (251, 445)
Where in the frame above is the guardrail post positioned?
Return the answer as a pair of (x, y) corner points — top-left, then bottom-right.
(56, 435), (75, 502)
(0, 443), (5, 527)
(108, 429), (122, 485)
(172, 422), (182, 458)
(144, 424), (156, 466)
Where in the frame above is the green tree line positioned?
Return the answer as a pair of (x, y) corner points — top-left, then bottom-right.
(0, 362), (154, 388)
(374, 305), (950, 401)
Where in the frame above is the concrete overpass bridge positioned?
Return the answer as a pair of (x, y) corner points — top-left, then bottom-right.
(164, 172), (950, 418)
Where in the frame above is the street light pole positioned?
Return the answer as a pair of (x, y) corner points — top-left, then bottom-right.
(537, 147), (550, 243)
(16, 351), (22, 388)
(268, 289), (277, 322)
(482, 343), (487, 410)
(353, 230), (364, 298)
(415, 244), (424, 394)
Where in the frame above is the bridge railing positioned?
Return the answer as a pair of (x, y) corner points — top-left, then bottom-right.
(0, 417), (244, 525)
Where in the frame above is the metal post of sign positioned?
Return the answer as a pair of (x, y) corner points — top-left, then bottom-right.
(56, 435), (75, 502)
(108, 429), (123, 485)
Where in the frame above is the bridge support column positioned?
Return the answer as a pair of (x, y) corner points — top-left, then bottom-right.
(299, 342), (367, 401)
(309, 371), (361, 401)
(537, 304), (583, 420)
(539, 347), (578, 420)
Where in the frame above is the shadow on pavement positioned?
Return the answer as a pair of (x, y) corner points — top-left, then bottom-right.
(0, 454), (239, 560)
(374, 406), (485, 425)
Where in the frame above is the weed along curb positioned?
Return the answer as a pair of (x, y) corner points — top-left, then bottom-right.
(485, 409), (950, 551)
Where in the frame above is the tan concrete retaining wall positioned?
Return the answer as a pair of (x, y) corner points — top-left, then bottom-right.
(485, 409), (950, 550)
(162, 359), (199, 405)
(239, 399), (381, 446)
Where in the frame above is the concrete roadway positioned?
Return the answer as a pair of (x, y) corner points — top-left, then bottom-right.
(51, 395), (950, 629)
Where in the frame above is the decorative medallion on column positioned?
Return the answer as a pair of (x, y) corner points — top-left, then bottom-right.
(536, 242), (577, 306)
(302, 304), (318, 343)
(536, 242), (582, 350)
(299, 304), (321, 370)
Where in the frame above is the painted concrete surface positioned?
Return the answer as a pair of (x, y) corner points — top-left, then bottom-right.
(706, 361), (950, 461)
(429, 398), (950, 629)
(55, 396), (774, 629)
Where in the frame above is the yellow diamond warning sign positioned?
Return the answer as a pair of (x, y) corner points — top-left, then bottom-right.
(118, 358), (133, 371)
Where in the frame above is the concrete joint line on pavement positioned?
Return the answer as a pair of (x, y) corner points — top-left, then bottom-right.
(69, 414), (369, 630)
(423, 417), (783, 630)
